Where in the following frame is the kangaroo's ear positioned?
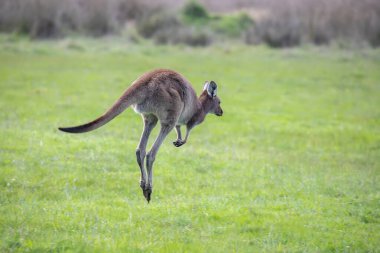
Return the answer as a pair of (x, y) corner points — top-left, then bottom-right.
(204, 81), (217, 97)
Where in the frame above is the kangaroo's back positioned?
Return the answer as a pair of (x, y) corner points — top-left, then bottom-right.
(59, 69), (198, 133)
(132, 69), (199, 123)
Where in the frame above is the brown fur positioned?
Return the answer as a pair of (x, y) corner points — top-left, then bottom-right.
(59, 69), (223, 202)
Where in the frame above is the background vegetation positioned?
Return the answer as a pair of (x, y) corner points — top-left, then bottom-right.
(0, 0), (379, 47)
(0, 36), (379, 252)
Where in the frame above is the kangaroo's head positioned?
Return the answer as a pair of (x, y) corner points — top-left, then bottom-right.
(201, 81), (223, 116)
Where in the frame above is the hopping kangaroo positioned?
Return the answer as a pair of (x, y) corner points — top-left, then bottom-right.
(59, 69), (223, 202)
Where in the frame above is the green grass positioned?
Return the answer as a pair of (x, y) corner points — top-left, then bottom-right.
(0, 36), (379, 252)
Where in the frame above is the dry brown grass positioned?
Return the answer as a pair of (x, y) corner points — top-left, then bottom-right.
(0, 0), (152, 37)
(0, 0), (379, 47)
(246, 0), (380, 47)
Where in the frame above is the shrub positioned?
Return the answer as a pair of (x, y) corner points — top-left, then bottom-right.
(0, 0), (62, 38)
(0, 0), (150, 38)
(136, 9), (180, 39)
(247, 15), (302, 47)
(0, 0), (378, 47)
(154, 26), (213, 46)
(181, 1), (254, 39)
(136, 9), (212, 46)
(247, 0), (380, 48)
(182, 1), (209, 22)
(211, 13), (253, 37)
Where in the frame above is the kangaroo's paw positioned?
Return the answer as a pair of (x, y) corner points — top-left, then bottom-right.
(173, 139), (185, 147)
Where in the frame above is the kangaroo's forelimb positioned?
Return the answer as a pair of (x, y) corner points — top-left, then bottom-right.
(173, 125), (193, 147)
(173, 125), (184, 147)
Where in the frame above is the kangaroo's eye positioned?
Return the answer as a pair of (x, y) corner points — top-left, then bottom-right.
(218, 101), (221, 105)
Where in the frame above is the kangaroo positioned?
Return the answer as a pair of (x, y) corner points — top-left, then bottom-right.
(59, 69), (223, 202)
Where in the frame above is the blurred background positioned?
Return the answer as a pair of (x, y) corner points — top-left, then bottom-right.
(1, 0), (380, 48)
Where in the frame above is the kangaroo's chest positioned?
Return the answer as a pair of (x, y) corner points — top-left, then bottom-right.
(177, 114), (187, 125)
(177, 103), (195, 125)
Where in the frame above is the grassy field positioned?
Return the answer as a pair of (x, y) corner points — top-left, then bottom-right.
(0, 36), (379, 252)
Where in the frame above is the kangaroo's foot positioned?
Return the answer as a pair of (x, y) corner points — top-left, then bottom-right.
(173, 139), (185, 147)
(140, 181), (151, 202)
(142, 184), (152, 203)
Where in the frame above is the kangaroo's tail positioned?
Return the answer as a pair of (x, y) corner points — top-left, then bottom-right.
(58, 89), (138, 134)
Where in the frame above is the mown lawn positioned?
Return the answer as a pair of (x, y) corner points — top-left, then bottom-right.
(0, 36), (379, 252)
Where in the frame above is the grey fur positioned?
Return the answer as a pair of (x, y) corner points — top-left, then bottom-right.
(59, 69), (223, 202)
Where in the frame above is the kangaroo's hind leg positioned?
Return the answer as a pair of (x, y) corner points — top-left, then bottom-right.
(136, 114), (158, 192)
(143, 90), (183, 202)
(144, 121), (176, 202)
